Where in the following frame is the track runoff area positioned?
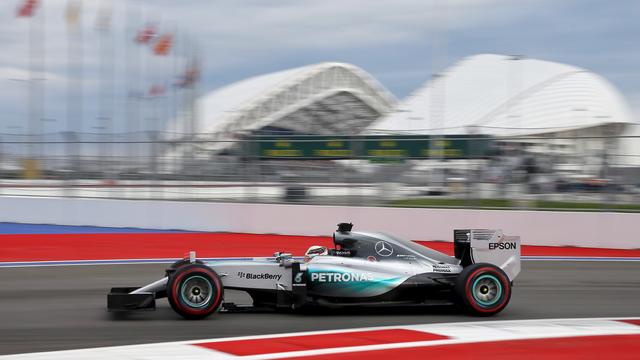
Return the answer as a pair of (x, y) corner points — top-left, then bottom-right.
(1, 223), (640, 359)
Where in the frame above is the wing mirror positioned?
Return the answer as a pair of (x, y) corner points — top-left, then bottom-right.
(274, 252), (294, 267)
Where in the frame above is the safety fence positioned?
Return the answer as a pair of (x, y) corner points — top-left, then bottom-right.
(1, 131), (640, 211)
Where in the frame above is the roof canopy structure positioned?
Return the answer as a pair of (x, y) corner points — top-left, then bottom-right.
(368, 54), (634, 136)
(189, 62), (396, 137)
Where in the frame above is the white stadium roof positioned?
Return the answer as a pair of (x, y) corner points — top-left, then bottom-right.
(368, 54), (634, 136)
(189, 62), (397, 136)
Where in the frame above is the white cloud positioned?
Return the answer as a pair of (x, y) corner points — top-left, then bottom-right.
(0, 0), (552, 82)
(141, 0), (549, 68)
(0, 66), (65, 82)
(0, 0), (635, 137)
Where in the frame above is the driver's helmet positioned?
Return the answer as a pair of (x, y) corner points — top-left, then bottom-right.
(304, 245), (328, 263)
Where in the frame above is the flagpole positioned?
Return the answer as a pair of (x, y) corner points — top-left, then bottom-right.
(164, 23), (178, 177)
(97, 0), (113, 177)
(65, 1), (74, 177)
(180, 33), (188, 167)
(192, 42), (200, 136)
(36, 0), (45, 162)
(183, 33), (193, 164)
(125, 3), (139, 172)
(26, 0), (45, 174)
(138, 11), (147, 172)
(148, 29), (170, 174)
(75, 1), (83, 174)
(27, 0), (35, 161)
(149, 15), (161, 176)
(66, 0), (83, 176)
(134, 5), (143, 172)
(97, 0), (105, 174)
(170, 25), (179, 176)
(106, 2), (114, 175)
(125, 1), (132, 172)
(190, 38), (200, 161)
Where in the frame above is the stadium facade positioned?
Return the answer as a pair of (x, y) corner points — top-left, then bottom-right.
(172, 62), (397, 138)
(368, 54), (638, 166)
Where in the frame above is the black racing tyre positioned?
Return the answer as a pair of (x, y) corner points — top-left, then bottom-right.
(167, 264), (224, 320)
(165, 259), (204, 276)
(455, 263), (511, 316)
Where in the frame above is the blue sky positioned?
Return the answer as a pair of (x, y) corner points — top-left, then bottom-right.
(0, 0), (638, 136)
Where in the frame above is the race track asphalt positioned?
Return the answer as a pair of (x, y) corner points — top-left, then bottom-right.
(1, 261), (639, 355)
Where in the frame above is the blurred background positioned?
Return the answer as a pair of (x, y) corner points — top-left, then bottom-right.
(1, 0), (639, 211)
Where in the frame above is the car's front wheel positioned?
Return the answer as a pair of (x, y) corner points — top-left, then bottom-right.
(455, 263), (511, 316)
(167, 264), (223, 319)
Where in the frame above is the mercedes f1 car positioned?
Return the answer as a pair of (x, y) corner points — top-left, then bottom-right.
(107, 223), (520, 318)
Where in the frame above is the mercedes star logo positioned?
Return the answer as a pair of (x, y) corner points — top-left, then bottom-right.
(374, 241), (393, 257)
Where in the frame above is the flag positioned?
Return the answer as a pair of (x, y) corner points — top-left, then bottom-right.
(16, 0), (38, 17)
(149, 83), (166, 96)
(95, 2), (112, 31)
(177, 59), (201, 88)
(65, 0), (82, 26)
(128, 89), (144, 99)
(135, 24), (156, 44)
(153, 34), (172, 56)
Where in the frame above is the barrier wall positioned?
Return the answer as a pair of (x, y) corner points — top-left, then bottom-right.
(1, 196), (638, 249)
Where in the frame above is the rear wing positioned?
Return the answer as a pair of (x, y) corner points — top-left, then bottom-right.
(454, 229), (521, 281)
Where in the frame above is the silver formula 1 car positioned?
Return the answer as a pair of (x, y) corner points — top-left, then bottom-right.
(107, 223), (520, 318)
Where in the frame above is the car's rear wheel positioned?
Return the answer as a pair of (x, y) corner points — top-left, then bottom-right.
(455, 263), (511, 316)
(167, 264), (223, 319)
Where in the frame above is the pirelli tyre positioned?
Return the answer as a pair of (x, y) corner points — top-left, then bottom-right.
(165, 259), (204, 277)
(167, 264), (224, 320)
(455, 263), (511, 316)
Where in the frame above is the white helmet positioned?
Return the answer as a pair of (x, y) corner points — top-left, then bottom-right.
(304, 245), (328, 262)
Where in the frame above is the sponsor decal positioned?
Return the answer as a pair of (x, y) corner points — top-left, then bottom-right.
(333, 249), (353, 257)
(310, 272), (374, 282)
(432, 264), (452, 273)
(236, 272), (282, 281)
(489, 242), (517, 250)
(367, 256), (377, 262)
(294, 272), (304, 283)
(375, 241), (394, 257)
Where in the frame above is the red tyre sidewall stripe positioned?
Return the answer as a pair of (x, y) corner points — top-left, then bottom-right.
(464, 267), (510, 313)
(170, 267), (222, 315)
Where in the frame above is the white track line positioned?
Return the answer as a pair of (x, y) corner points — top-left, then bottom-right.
(2, 317), (639, 360)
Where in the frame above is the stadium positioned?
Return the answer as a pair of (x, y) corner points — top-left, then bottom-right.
(369, 54), (638, 166)
(168, 62), (397, 157)
(173, 54), (637, 170)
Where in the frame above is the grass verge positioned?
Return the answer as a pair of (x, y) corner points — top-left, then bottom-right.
(389, 198), (640, 212)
